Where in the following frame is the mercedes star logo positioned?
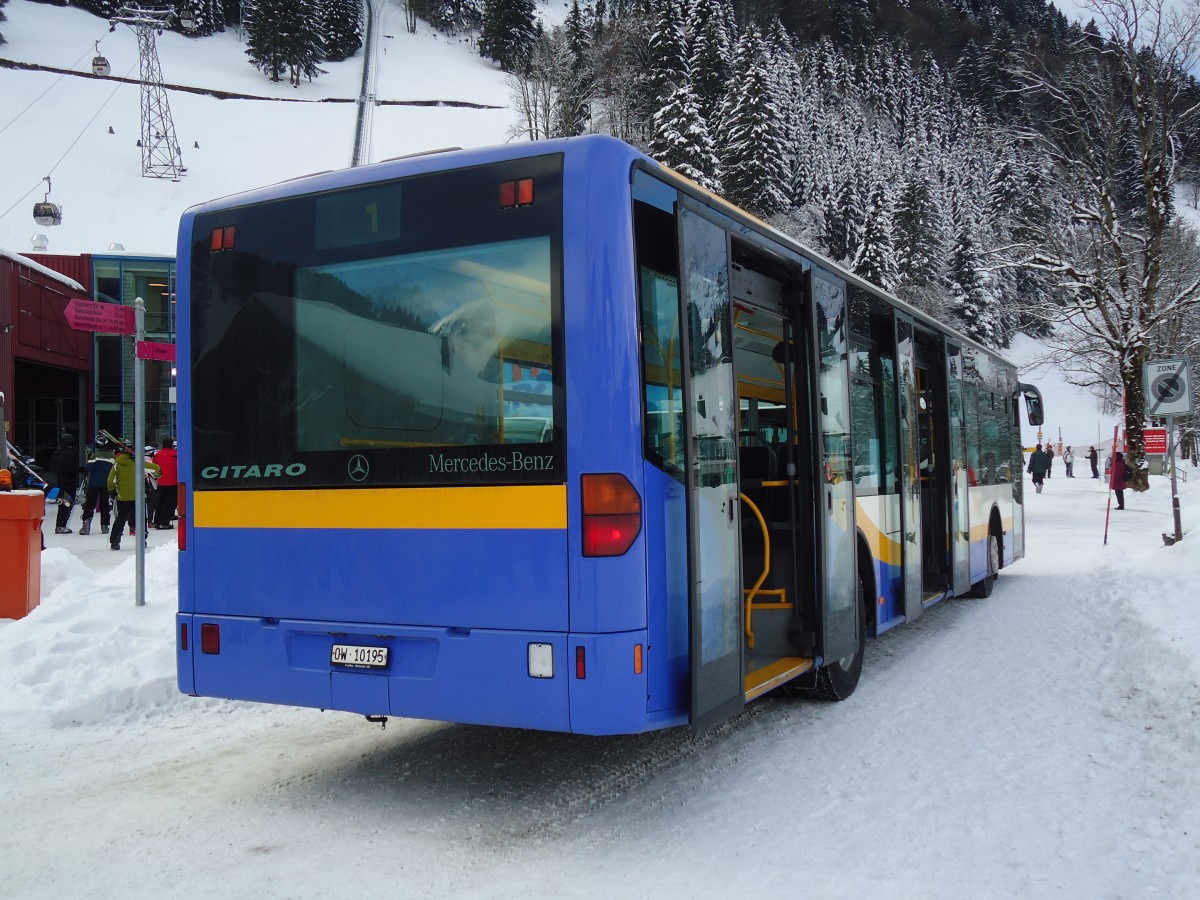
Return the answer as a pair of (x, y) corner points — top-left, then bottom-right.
(347, 454), (370, 482)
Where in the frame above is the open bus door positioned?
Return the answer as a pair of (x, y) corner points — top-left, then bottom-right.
(677, 201), (744, 734)
(808, 271), (860, 665)
(894, 313), (924, 621)
(946, 341), (972, 596)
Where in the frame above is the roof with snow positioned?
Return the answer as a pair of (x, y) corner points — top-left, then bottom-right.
(0, 245), (87, 292)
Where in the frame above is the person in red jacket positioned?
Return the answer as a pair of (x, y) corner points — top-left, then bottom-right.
(1110, 450), (1130, 510)
(152, 436), (179, 529)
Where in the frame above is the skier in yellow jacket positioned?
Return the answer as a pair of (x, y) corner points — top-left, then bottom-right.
(106, 445), (161, 550)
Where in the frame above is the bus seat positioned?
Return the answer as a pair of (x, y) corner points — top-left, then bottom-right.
(739, 445), (776, 483)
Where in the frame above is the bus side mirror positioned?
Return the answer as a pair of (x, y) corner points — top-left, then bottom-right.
(1019, 383), (1044, 426)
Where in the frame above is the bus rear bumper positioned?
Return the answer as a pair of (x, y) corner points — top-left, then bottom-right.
(177, 614), (671, 734)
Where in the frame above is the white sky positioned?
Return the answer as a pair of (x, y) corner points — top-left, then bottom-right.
(3, 4), (1199, 896)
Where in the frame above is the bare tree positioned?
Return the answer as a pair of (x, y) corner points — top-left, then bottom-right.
(1015, 0), (1200, 490)
(507, 30), (590, 141)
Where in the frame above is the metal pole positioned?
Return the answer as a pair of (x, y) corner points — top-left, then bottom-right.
(1169, 415), (1184, 543)
(1103, 425), (1119, 545)
(134, 298), (146, 607)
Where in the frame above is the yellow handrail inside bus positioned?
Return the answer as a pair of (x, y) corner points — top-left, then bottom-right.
(740, 491), (789, 650)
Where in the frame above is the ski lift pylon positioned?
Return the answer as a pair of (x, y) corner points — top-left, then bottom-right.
(91, 41), (111, 77)
(32, 177), (62, 227)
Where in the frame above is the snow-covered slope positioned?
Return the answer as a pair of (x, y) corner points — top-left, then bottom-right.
(0, 0), (541, 254)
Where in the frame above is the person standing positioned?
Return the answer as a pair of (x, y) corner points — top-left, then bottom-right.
(1045, 443), (1055, 478)
(152, 436), (178, 529)
(107, 445), (160, 549)
(49, 432), (82, 534)
(1087, 446), (1099, 479)
(1110, 450), (1130, 509)
(1027, 442), (1050, 493)
(1063, 446), (1075, 477)
(79, 435), (116, 535)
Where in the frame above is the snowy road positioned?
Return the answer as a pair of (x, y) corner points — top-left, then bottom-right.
(4, 474), (1199, 898)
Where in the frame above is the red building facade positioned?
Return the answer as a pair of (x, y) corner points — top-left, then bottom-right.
(0, 249), (93, 466)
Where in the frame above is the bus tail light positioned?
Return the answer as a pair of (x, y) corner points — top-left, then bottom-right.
(499, 178), (535, 208)
(209, 225), (235, 251)
(576, 646), (586, 679)
(581, 473), (641, 557)
(177, 482), (187, 551)
(180, 623), (188, 651)
(200, 623), (220, 655)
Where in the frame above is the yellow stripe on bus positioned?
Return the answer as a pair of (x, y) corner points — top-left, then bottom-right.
(969, 516), (1014, 542)
(192, 485), (568, 530)
(854, 500), (903, 567)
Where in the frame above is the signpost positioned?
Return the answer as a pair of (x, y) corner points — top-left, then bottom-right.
(64, 298), (135, 335)
(64, 296), (174, 604)
(1143, 359), (1192, 546)
(135, 340), (176, 362)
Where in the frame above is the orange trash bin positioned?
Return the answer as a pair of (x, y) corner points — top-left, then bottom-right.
(0, 490), (45, 620)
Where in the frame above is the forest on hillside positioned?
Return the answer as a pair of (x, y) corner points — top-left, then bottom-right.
(478, 0), (1200, 474)
(9, 0), (1200, 472)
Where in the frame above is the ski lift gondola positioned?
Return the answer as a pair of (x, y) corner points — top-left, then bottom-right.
(33, 177), (62, 227)
(91, 41), (111, 77)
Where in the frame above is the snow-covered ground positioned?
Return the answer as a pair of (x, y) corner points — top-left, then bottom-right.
(3, 452), (1199, 898)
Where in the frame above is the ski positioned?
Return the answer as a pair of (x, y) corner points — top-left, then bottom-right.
(3, 439), (60, 499)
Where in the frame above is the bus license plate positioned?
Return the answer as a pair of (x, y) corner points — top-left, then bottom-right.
(330, 645), (389, 669)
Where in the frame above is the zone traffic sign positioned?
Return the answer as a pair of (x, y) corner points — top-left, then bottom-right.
(1143, 359), (1194, 416)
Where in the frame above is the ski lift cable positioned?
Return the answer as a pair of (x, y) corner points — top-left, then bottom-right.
(0, 34), (111, 141)
(0, 61), (135, 225)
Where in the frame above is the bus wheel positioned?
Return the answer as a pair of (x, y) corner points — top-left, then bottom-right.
(805, 575), (866, 701)
(970, 530), (1000, 598)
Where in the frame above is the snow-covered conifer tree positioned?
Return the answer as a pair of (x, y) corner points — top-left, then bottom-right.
(852, 182), (899, 292)
(479, 0), (538, 72)
(947, 213), (999, 345)
(688, 0), (733, 122)
(246, 0), (324, 85)
(559, 0), (592, 135)
(320, 0), (362, 62)
(716, 27), (788, 217)
(894, 162), (943, 290)
(426, 0), (484, 32)
(245, 0), (290, 81)
(649, 79), (721, 192)
(647, 0), (688, 99)
(823, 177), (863, 265)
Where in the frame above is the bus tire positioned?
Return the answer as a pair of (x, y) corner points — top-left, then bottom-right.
(970, 529), (1000, 598)
(804, 574), (866, 701)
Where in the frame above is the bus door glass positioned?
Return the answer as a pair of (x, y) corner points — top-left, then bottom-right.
(677, 202), (743, 733)
(810, 271), (858, 663)
(947, 341), (971, 595)
(895, 314), (923, 621)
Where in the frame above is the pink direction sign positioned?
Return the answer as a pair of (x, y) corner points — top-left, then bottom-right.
(64, 298), (134, 334)
(136, 340), (176, 361)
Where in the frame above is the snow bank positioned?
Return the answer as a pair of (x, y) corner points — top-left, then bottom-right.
(0, 544), (183, 728)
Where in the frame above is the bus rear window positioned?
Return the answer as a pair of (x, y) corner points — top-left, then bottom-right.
(190, 156), (564, 489)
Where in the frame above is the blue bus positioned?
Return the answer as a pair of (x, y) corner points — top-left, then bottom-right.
(175, 135), (1044, 735)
